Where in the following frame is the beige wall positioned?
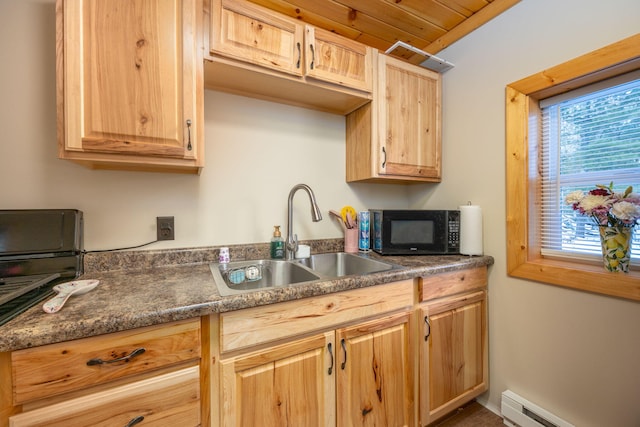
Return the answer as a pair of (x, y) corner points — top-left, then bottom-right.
(0, 0), (409, 250)
(409, 0), (640, 426)
(1, 0), (639, 426)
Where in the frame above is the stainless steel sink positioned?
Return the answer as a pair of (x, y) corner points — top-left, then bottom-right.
(210, 259), (321, 296)
(210, 253), (397, 296)
(295, 252), (394, 277)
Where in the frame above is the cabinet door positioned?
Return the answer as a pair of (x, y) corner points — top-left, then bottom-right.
(210, 0), (304, 76)
(419, 290), (488, 425)
(336, 311), (414, 427)
(378, 55), (441, 180)
(220, 332), (335, 427)
(305, 26), (372, 92)
(9, 366), (200, 427)
(58, 0), (202, 171)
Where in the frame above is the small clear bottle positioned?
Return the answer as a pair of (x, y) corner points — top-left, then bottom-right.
(270, 225), (284, 259)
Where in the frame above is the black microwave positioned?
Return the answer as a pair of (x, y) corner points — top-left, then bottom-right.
(369, 210), (460, 255)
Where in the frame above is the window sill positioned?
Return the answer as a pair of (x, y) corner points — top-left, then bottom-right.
(509, 257), (640, 301)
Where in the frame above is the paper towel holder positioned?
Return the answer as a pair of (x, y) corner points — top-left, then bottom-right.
(459, 202), (483, 256)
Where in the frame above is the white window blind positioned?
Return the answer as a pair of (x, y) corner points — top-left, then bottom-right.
(540, 73), (640, 264)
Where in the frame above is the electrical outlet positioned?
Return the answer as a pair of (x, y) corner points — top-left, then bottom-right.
(156, 216), (175, 241)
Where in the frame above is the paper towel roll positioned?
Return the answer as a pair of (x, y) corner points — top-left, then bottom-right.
(459, 205), (483, 255)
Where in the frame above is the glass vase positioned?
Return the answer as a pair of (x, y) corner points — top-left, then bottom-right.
(598, 225), (633, 273)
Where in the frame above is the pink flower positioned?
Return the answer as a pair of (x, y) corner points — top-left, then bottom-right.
(565, 183), (640, 227)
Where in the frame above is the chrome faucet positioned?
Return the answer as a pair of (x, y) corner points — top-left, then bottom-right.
(286, 184), (322, 260)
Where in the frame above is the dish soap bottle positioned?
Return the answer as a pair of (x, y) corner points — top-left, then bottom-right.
(270, 225), (284, 259)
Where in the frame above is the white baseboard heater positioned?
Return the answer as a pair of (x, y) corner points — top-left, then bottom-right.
(501, 390), (574, 427)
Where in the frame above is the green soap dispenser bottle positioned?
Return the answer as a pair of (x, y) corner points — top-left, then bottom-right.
(270, 225), (284, 259)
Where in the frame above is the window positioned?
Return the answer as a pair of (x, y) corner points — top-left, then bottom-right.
(540, 74), (640, 265)
(506, 34), (640, 301)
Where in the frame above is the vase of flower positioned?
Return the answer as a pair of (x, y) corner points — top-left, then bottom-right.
(599, 225), (633, 273)
(565, 182), (640, 273)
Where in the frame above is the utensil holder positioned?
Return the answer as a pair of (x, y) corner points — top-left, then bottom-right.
(345, 228), (358, 253)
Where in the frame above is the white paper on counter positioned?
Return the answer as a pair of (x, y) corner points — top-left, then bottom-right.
(459, 205), (483, 255)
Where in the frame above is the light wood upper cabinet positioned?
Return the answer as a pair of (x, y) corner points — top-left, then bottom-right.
(347, 53), (442, 183)
(336, 311), (414, 427)
(418, 268), (489, 425)
(304, 26), (372, 93)
(57, 0), (204, 173)
(210, 0), (304, 76)
(205, 0), (372, 114)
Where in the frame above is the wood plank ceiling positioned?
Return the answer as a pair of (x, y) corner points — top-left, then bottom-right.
(245, 0), (521, 65)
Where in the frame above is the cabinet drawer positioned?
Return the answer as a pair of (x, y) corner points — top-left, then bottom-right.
(12, 319), (201, 404)
(9, 366), (200, 427)
(220, 279), (414, 352)
(419, 267), (487, 301)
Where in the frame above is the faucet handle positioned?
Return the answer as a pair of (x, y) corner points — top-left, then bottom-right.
(287, 233), (299, 252)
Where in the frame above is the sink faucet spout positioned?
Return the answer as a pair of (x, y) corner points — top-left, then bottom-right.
(286, 184), (322, 260)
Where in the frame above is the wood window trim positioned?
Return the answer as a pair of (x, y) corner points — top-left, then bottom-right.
(506, 33), (640, 302)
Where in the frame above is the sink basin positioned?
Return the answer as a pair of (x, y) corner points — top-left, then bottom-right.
(210, 259), (321, 296)
(295, 252), (394, 277)
(210, 253), (398, 296)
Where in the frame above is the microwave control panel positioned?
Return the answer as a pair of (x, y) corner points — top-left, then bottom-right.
(447, 210), (460, 252)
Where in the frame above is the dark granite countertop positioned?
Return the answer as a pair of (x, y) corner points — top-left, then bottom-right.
(0, 241), (493, 352)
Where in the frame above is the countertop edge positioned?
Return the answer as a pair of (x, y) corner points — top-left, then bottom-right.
(0, 254), (493, 352)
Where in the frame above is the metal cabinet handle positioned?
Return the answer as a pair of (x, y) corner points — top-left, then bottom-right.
(309, 44), (315, 70)
(296, 42), (301, 69)
(424, 316), (431, 341)
(125, 415), (144, 427)
(381, 146), (387, 168)
(86, 347), (146, 366)
(186, 119), (192, 151)
(340, 338), (347, 370)
(327, 342), (334, 375)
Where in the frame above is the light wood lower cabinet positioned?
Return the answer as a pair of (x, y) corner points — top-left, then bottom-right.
(219, 312), (413, 427)
(220, 332), (335, 427)
(418, 268), (489, 426)
(214, 280), (415, 427)
(1, 268), (489, 427)
(11, 319), (201, 404)
(4, 319), (202, 427)
(336, 311), (414, 427)
(9, 366), (200, 427)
